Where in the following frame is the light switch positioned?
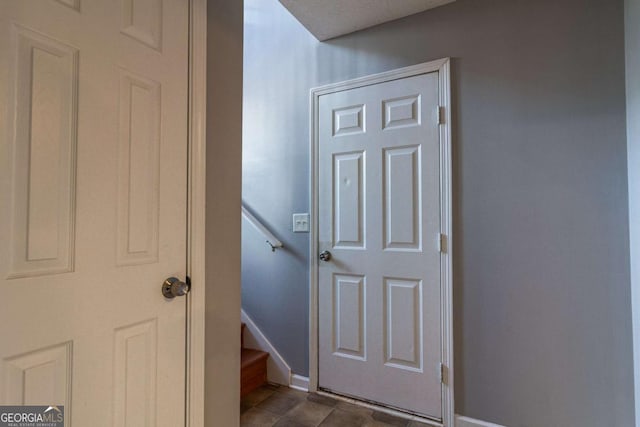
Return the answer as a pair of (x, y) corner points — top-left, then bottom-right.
(293, 213), (310, 233)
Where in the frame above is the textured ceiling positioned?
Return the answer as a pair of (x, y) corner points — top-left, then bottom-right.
(278, 0), (456, 41)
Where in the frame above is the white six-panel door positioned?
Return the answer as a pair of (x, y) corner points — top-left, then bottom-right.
(318, 72), (442, 420)
(0, 1), (189, 426)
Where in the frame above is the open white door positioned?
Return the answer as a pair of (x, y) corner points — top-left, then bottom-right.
(0, 1), (189, 426)
(315, 63), (452, 423)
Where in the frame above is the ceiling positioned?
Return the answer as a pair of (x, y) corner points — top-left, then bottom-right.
(278, 0), (456, 41)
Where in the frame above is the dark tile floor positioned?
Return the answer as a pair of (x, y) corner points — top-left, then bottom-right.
(240, 384), (432, 427)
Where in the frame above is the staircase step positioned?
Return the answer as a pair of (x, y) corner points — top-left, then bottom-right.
(241, 348), (268, 369)
(241, 322), (247, 349)
(241, 348), (268, 397)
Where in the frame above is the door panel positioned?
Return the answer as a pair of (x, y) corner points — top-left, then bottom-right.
(8, 25), (77, 278)
(333, 151), (365, 249)
(116, 70), (162, 266)
(333, 274), (366, 360)
(383, 278), (423, 371)
(383, 145), (422, 251)
(318, 73), (442, 419)
(4, 342), (72, 406)
(0, 1), (189, 426)
(113, 319), (158, 427)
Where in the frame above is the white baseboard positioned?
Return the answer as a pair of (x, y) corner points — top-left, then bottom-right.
(289, 374), (309, 392)
(455, 415), (505, 427)
(241, 309), (291, 386)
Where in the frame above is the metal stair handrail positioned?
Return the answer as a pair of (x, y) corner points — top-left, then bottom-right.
(241, 203), (284, 252)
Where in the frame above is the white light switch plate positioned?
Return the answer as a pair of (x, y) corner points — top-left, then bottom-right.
(293, 213), (310, 233)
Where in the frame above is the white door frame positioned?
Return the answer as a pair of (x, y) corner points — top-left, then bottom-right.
(186, 0), (207, 426)
(308, 58), (454, 427)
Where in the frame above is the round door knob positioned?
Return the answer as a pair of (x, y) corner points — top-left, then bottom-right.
(162, 277), (190, 299)
(319, 250), (332, 262)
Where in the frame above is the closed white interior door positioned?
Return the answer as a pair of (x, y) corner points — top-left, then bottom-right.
(0, 1), (189, 426)
(318, 72), (442, 419)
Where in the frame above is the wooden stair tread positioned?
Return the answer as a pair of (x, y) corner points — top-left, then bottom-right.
(241, 348), (269, 368)
(241, 323), (247, 348)
(241, 348), (268, 397)
(240, 322), (268, 396)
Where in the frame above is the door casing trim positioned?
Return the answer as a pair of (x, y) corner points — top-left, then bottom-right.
(308, 58), (454, 427)
(186, 0), (207, 425)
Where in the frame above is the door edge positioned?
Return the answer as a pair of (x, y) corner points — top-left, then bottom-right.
(186, 0), (207, 426)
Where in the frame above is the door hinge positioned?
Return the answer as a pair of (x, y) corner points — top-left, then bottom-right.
(437, 106), (445, 125)
(439, 363), (447, 384)
(438, 233), (447, 253)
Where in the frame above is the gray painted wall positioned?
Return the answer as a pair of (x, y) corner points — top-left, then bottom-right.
(626, 0), (640, 424)
(206, 0), (243, 425)
(242, 0), (634, 425)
